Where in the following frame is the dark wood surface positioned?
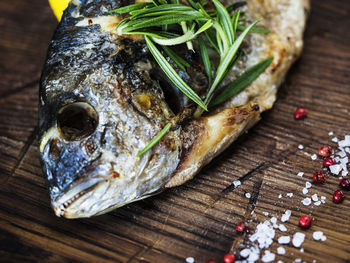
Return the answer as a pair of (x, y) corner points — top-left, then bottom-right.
(1, 0), (350, 262)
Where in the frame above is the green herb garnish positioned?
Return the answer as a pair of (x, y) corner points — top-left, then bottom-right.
(110, 0), (272, 156)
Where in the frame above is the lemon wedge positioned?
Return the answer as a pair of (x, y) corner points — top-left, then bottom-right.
(48, 0), (70, 21)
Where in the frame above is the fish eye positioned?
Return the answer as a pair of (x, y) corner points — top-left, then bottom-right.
(57, 102), (98, 141)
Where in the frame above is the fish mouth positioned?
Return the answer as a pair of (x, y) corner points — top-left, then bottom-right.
(52, 177), (105, 218)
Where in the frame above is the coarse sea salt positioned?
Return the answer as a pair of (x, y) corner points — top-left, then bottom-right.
(332, 137), (339, 143)
(240, 248), (251, 258)
(295, 258), (302, 263)
(314, 201), (321, 206)
(311, 154), (317, 160)
(305, 182), (312, 189)
(298, 144), (304, 150)
(286, 193), (293, 198)
(297, 172), (304, 177)
(278, 194), (282, 199)
(249, 221), (275, 249)
(311, 194), (318, 202)
(277, 247), (286, 255)
(279, 224), (287, 232)
(239, 246), (260, 261)
(313, 231), (327, 241)
(329, 131), (334, 136)
(278, 236), (290, 244)
(185, 257), (194, 263)
(292, 232), (305, 248)
(281, 210), (291, 222)
(301, 197), (312, 206)
(329, 164), (342, 175)
(302, 188), (308, 195)
(263, 212), (269, 217)
(233, 180), (241, 188)
(262, 250), (275, 263)
(245, 192), (251, 199)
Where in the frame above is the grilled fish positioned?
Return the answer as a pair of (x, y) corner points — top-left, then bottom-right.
(39, 0), (309, 218)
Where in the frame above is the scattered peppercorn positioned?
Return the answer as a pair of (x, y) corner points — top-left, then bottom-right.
(339, 178), (350, 190)
(318, 145), (333, 157)
(333, 190), (344, 203)
(313, 171), (326, 183)
(294, 108), (308, 119)
(323, 157), (335, 167)
(236, 222), (247, 233)
(298, 215), (312, 228)
(224, 253), (235, 263)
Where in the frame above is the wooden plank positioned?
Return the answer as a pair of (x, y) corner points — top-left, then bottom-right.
(0, 0), (350, 262)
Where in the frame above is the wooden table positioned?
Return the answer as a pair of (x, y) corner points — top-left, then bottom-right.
(1, 1), (349, 262)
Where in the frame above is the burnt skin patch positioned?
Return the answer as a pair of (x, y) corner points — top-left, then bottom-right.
(50, 139), (61, 160)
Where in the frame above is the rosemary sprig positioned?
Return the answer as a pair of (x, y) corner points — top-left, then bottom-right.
(136, 123), (172, 157)
(145, 36), (208, 111)
(110, 0), (272, 156)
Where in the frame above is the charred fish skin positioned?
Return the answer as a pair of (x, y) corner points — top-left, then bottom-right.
(39, 0), (182, 218)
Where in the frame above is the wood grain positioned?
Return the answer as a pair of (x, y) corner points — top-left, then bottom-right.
(0, 0), (350, 262)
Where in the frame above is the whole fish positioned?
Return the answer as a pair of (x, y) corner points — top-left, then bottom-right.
(39, 0), (309, 218)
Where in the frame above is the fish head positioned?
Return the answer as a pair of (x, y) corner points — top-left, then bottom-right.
(39, 35), (182, 218)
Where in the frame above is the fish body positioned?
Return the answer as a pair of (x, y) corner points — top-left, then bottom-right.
(39, 0), (309, 218)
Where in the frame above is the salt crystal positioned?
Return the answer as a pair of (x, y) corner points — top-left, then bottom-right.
(312, 194), (318, 202)
(281, 210), (291, 222)
(298, 144), (304, 150)
(335, 156), (340, 162)
(300, 248), (304, 253)
(286, 193), (294, 198)
(321, 196), (326, 203)
(251, 210), (255, 215)
(263, 212), (269, 217)
(270, 217), (277, 224)
(233, 180), (241, 188)
(314, 201), (321, 206)
(278, 194), (282, 199)
(328, 131), (334, 136)
(295, 259), (302, 263)
(278, 236), (290, 244)
(337, 151), (347, 158)
(240, 248), (251, 258)
(247, 247), (260, 261)
(186, 257), (194, 263)
(329, 164), (342, 175)
(292, 232), (305, 247)
(302, 188), (308, 195)
(277, 261), (284, 263)
(313, 260), (317, 263)
(332, 137), (339, 143)
(313, 231), (323, 241)
(277, 247), (286, 255)
(338, 136), (350, 147)
(297, 172), (304, 177)
(306, 182), (312, 189)
(245, 192), (251, 199)
(301, 197), (312, 206)
(262, 250), (275, 262)
(345, 147), (350, 153)
(313, 231), (327, 242)
(311, 154), (317, 160)
(342, 170), (348, 177)
(279, 224), (287, 232)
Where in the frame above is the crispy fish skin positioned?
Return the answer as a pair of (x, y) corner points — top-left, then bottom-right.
(39, 0), (309, 218)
